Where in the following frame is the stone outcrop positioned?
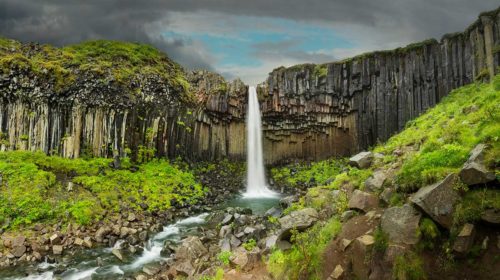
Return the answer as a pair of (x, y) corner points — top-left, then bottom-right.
(381, 204), (421, 245)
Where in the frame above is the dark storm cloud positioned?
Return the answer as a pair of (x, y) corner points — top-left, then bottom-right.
(0, 0), (498, 71)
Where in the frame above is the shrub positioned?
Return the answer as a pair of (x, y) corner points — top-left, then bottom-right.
(243, 239), (257, 251)
(217, 251), (232, 266)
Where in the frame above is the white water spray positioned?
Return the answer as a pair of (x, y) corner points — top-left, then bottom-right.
(243, 86), (277, 198)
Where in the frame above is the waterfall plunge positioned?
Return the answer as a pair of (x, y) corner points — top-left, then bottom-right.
(243, 86), (277, 198)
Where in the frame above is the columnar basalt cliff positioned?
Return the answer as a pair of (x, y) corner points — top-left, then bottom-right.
(0, 8), (498, 164)
(259, 8), (499, 163)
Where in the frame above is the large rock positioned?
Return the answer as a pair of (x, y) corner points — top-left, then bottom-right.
(95, 226), (111, 243)
(453, 223), (476, 254)
(278, 208), (319, 240)
(481, 209), (500, 225)
(459, 144), (495, 185)
(381, 204), (421, 245)
(365, 170), (387, 192)
(349, 152), (373, 169)
(410, 174), (461, 229)
(175, 236), (208, 261)
(52, 245), (63, 255)
(351, 235), (375, 280)
(230, 247), (261, 271)
(348, 190), (378, 212)
(112, 248), (124, 261)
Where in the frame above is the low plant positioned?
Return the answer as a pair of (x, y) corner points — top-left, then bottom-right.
(217, 251), (232, 266)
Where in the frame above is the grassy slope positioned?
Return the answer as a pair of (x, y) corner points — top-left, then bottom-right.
(0, 37), (190, 98)
(267, 76), (500, 279)
(0, 151), (205, 230)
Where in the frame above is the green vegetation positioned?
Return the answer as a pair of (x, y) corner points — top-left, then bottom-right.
(271, 159), (346, 188)
(453, 188), (500, 226)
(393, 252), (427, 280)
(243, 239), (257, 251)
(376, 75), (500, 191)
(417, 218), (440, 250)
(373, 226), (389, 253)
(267, 217), (342, 280)
(0, 151), (205, 230)
(313, 64), (328, 78)
(0, 37), (190, 99)
(217, 251), (232, 266)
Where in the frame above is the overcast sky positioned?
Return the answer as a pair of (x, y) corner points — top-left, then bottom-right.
(0, 1), (498, 84)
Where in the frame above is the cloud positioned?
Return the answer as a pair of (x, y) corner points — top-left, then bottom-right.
(0, 0), (498, 84)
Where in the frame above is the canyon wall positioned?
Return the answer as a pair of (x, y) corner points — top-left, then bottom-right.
(259, 8), (499, 163)
(0, 8), (498, 164)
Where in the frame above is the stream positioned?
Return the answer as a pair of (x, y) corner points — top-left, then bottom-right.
(0, 195), (280, 280)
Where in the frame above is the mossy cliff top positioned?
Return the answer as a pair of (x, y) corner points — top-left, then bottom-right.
(0, 38), (192, 104)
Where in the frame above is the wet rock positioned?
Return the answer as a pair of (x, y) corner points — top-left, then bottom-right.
(481, 209), (500, 225)
(349, 152), (373, 169)
(459, 144), (495, 185)
(74, 237), (84, 246)
(112, 248), (124, 261)
(381, 204), (421, 245)
(348, 190), (379, 212)
(365, 170), (387, 192)
(264, 207), (282, 218)
(83, 237), (92, 248)
(138, 231), (148, 241)
(219, 225), (232, 238)
(410, 174), (461, 229)
(12, 244), (26, 258)
(143, 263), (161, 276)
(280, 195), (299, 208)
(278, 208), (319, 240)
(453, 223), (476, 254)
(52, 245), (63, 255)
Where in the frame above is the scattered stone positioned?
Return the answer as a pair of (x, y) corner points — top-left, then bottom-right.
(12, 244), (26, 258)
(95, 226), (111, 243)
(135, 274), (147, 280)
(265, 207), (282, 218)
(230, 247), (261, 271)
(328, 265), (344, 280)
(50, 234), (62, 245)
(67, 181), (74, 191)
(380, 188), (394, 205)
(482, 237), (489, 250)
(481, 209), (500, 225)
(33, 251), (42, 261)
(219, 225), (232, 238)
(220, 214), (234, 226)
(138, 231), (148, 241)
(410, 174), (461, 229)
(348, 190), (378, 212)
(459, 144), (495, 185)
(127, 213), (136, 222)
(172, 260), (195, 276)
(83, 237), (92, 248)
(365, 170), (387, 192)
(112, 248), (124, 261)
(453, 223), (476, 254)
(230, 235), (241, 248)
(52, 245), (63, 255)
(349, 151), (373, 169)
(384, 244), (408, 263)
(381, 204), (421, 245)
(74, 238), (84, 246)
(341, 239), (352, 251)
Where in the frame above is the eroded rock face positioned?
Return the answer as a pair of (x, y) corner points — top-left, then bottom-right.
(381, 204), (421, 245)
(410, 174), (461, 229)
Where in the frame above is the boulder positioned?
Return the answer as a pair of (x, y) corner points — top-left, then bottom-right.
(230, 247), (261, 271)
(220, 214), (234, 226)
(453, 223), (476, 254)
(381, 204), (421, 245)
(52, 245), (63, 255)
(127, 213), (136, 222)
(280, 195), (299, 208)
(379, 188), (394, 205)
(365, 170), (387, 192)
(410, 174), (461, 229)
(219, 225), (232, 238)
(142, 263), (161, 276)
(278, 208), (319, 240)
(481, 209), (500, 225)
(459, 144), (495, 185)
(12, 244), (26, 258)
(49, 234), (62, 245)
(74, 238), (84, 246)
(112, 248), (124, 261)
(348, 190), (379, 212)
(351, 235), (374, 280)
(264, 207), (282, 218)
(349, 152), (373, 169)
(172, 260), (195, 276)
(83, 237), (92, 248)
(341, 210), (356, 222)
(175, 236), (208, 261)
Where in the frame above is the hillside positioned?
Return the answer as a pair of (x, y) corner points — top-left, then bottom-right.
(266, 75), (499, 279)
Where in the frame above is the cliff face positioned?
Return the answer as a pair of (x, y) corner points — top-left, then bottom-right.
(259, 9), (499, 163)
(0, 9), (498, 164)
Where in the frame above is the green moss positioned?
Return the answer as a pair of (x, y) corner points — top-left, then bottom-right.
(243, 239), (257, 251)
(373, 226), (389, 253)
(271, 159), (346, 189)
(453, 188), (500, 226)
(217, 251), (232, 266)
(417, 218), (440, 250)
(313, 64), (328, 78)
(0, 151), (205, 230)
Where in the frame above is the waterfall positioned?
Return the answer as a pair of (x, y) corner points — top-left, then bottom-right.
(243, 86), (277, 198)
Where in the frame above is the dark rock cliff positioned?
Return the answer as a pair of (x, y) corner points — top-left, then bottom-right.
(0, 8), (498, 164)
(258, 8), (499, 163)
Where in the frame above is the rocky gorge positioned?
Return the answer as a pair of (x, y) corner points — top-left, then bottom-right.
(0, 5), (499, 280)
